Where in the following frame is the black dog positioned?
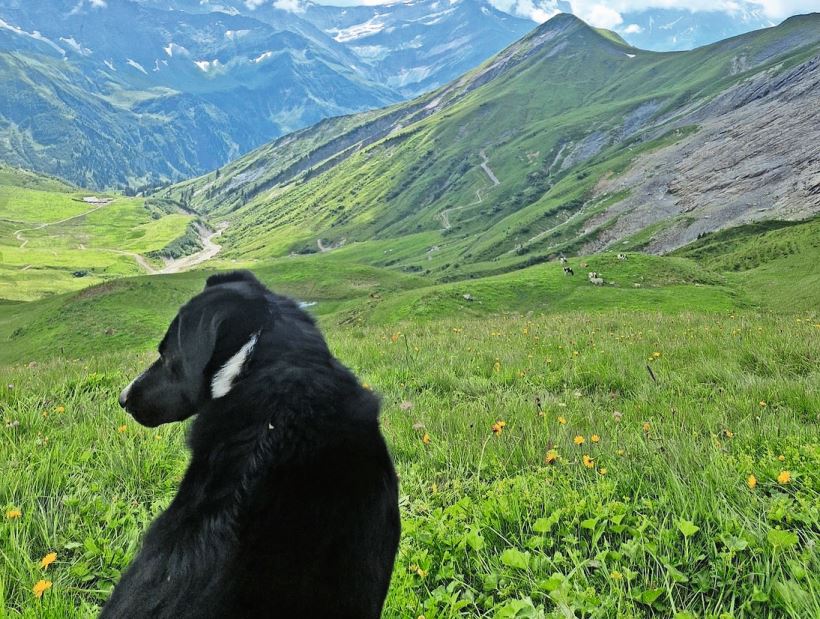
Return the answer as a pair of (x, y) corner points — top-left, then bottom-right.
(101, 271), (400, 618)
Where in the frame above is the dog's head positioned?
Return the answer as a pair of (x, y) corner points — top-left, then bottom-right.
(118, 270), (319, 427)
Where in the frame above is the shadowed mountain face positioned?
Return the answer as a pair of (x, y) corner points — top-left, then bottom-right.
(300, 0), (534, 96)
(0, 0), (537, 190)
(0, 0), (399, 189)
(163, 13), (820, 276)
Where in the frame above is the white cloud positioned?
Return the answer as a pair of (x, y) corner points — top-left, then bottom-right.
(577, 3), (623, 28)
(488, 0), (558, 22)
(244, 0), (267, 8)
(69, 0), (107, 15)
(194, 59), (222, 71)
(484, 0), (816, 24)
(749, 0), (819, 18)
(623, 22), (643, 32)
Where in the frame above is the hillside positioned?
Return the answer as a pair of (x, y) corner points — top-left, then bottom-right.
(163, 13), (820, 281)
(0, 0), (539, 190)
(2, 214), (818, 364)
(0, 165), (202, 301)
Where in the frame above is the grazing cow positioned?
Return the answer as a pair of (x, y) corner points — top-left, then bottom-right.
(563, 266), (574, 276)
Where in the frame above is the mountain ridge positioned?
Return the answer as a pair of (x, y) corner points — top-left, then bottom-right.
(0, 0), (534, 189)
(160, 12), (820, 278)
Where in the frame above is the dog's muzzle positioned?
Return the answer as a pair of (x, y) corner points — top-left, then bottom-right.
(118, 376), (138, 409)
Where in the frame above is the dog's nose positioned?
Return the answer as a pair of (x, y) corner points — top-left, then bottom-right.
(119, 376), (138, 409)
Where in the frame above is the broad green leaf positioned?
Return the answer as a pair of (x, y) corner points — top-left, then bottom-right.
(501, 548), (531, 570)
(767, 529), (798, 549)
(677, 520), (699, 538)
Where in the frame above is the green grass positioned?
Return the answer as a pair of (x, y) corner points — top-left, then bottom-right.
(0, 168), (195, 301)
(1, 311), (817, 617)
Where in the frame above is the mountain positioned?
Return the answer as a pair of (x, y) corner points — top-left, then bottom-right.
(0, 0), (396, 190)
(300, 0), (534, 96)
(163, 13), (820, 278)
(0, 0), (537, 190)
(610, 7), (774, 52)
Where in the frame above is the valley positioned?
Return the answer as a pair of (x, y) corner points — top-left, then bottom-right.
(0, 8), (818, 619)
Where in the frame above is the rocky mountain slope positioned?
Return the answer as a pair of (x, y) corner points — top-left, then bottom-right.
(164, 13), (820, 278)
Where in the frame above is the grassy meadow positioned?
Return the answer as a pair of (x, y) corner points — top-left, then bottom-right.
(1, 310), (818, 618)
(0, 166), (195, 301)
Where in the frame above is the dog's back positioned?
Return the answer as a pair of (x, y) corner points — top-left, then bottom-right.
(228, 414), (399, 617)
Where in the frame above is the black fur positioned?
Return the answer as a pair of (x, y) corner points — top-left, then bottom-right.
(102, 271), (400, 618)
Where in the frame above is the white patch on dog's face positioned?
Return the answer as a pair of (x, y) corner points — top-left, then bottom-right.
(119, 373), (140, 406)
(211, 332), (259, 399)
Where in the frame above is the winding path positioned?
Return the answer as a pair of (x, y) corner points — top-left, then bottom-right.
(157, 223), (228, 274)
(11, 197), (227, 275)
(12, 200), (112, 249)
(438, 148), (501, 230)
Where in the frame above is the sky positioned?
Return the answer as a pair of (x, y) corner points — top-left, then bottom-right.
(299, 0), (820, 28)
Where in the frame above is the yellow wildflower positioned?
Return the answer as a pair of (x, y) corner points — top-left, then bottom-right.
(557, 416), (567, 425)
(777, 470), (791, 485)
(40, 552), (57, 569)
(573, 435), (585, 446)
(759, 401), (767, 408)
(746, 474), (757, 490)
(582, 455), (594, 469)
(598, 467), (607, 475)
(421, 433), (431, 445)
(591, 434), (600, 444)
(642, 422), (651, 433)
(545, 449), (558, 464)
(777, 454), (785, 462)
(6, 508), (22, 519)
(55, 406), (65, 413)
(117, 424), (127, 433)
(33, 580), (52, 599)
(492, 420), (507, 436)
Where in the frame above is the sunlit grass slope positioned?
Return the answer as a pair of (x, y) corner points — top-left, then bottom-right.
(0, 166), (195, 301)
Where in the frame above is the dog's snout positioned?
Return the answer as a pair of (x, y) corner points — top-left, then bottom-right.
(119, 376), (137, 409)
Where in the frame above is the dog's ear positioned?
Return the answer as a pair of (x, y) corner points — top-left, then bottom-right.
(205, 270), (262, 289)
